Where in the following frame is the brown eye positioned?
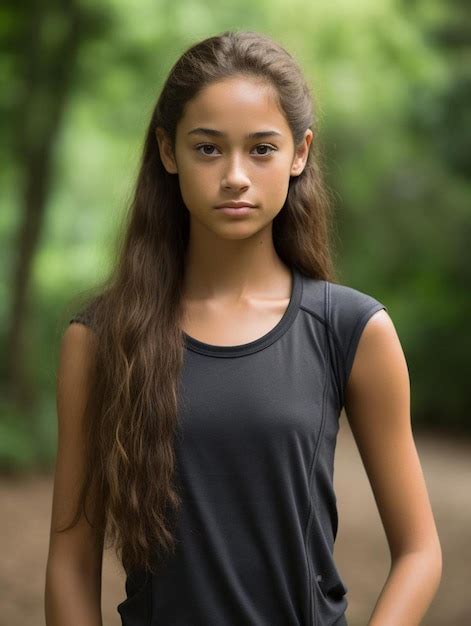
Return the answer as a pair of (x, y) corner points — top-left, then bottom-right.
(194, 143), (277, 157)
(195, 144), (218, 156)
(254, 144), (276, 156)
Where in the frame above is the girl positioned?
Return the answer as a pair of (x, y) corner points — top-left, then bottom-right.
(46, 30), (442, 626)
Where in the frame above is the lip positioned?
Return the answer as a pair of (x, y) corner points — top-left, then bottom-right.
(215, 201), (256, 209)
(215, 206), (255, 217)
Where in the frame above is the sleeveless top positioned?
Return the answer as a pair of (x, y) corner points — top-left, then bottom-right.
(69, 267), (387, 626)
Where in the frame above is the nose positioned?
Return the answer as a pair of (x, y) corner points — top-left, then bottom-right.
(221, 153), (251, 190)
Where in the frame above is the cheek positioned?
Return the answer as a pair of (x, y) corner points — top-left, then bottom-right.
(259, 156), (291, 183)
(265, 171), (289, 194)
(261, 164), (291, 201)
(176, 166), (209, 207)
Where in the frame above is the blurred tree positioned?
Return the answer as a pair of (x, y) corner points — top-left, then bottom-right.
(408, 0), (471, 178)
(402, 0), (471, 432)
(1, 0), (112, 415)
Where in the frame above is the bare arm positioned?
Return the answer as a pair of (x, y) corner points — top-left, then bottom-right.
(345, 310), (442, 626)
(45, 322), (104, 626)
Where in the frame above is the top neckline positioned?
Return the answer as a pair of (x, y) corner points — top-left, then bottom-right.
(183, 266), (304, 358)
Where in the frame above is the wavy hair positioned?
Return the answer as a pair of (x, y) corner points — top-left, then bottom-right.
(59, 29), (339, 577)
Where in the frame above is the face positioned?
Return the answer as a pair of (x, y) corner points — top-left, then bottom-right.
(156, 75), (312, 240)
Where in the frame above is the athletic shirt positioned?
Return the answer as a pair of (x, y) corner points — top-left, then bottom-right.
(69, 267), (387, 626)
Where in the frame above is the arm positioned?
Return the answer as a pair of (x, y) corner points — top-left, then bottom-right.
(345, 310), (442, 626)
(45, 322), (104, 626)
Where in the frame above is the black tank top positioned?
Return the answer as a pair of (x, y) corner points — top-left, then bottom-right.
(70, 267), (387, 626)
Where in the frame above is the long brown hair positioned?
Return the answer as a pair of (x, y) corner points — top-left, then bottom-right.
(59, 29), (339, 577)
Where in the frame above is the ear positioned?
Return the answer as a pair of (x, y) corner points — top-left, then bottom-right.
(155, 127), (178, 174)
(290, 129), (313, 177)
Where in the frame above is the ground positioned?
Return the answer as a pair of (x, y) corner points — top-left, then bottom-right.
(2, 417), (470, 625)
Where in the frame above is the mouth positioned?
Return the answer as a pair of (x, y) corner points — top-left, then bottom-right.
(215, 201), (256, 209)
(215, 205), (255, 217)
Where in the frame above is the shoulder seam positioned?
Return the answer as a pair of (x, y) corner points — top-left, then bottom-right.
(299, 299), (347, 373)
(299, 303), (326, 327)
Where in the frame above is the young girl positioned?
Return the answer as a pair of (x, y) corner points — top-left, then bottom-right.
(46, 30), (442, 626)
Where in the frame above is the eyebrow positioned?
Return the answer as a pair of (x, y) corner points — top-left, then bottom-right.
(187, 127), (283, 139)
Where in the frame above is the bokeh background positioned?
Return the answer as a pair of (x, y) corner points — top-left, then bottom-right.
(1, 0), (470, 624)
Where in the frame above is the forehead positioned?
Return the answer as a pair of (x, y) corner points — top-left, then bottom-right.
(178, 76), (290, 137)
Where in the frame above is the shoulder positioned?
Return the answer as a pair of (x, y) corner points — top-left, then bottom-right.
(300, 274), (388, 335)
(68, 295), (102, 337)
(326, 281), (388, 354)
(300, 274), (390, 404)
(69, 307), (96, 331)
(60, 319), (98, 385)
(61, 300), (101, 381)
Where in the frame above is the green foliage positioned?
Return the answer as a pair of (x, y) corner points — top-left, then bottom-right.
(1, 0), (470, 469)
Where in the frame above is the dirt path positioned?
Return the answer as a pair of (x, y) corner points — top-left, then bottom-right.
(1, 420), (470, 625)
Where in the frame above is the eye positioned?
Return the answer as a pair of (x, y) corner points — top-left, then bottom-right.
(253, 144), (277, 156)
(195, 144), (219, 156)
(194, 143), (277, 157)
